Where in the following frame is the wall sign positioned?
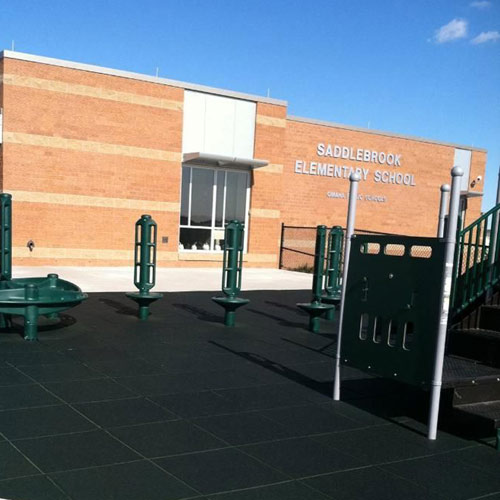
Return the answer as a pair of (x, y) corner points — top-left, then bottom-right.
(294, 142), (416, 187)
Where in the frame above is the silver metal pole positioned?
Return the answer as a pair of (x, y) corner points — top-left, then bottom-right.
(428, 166), (463, 440)
(437, 184), (450, 238)
(333, 172), (361, 401)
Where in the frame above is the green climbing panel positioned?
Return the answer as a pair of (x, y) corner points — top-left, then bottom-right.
(341, 235), (446, 387)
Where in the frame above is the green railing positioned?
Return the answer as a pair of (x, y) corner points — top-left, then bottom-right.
(451, 202), (500, 317)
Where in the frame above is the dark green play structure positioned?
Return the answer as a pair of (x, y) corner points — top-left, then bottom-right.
(126, 214), (162, 319)
(0, 193), (87, 341)
(212, 220), (249, 327)
(334, 168), (500, 449)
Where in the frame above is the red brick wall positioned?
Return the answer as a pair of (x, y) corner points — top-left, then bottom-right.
(283, 119), (485, 236)
(0, 55), (487, 269)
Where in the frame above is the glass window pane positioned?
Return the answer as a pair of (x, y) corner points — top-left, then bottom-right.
(225, 171), (247, 224)
(180, 166), (190, 225)
(215, 171), (225, 227)
(212, 229), (225, 251)
(191, 168), (214, 227)
(179, 228), (211, 251)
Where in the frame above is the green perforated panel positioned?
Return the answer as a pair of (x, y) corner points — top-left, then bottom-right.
(341, 235), (446, 387)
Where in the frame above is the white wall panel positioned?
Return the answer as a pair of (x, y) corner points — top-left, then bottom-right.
(182, 90), (256, 158)
(234, 100), (256, 158)
(204, 94), (235, 156)
(182, 91), (206, 153)
(454, 148), (472, 192)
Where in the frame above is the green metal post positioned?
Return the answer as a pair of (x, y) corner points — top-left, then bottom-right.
(496, 429), (500, 452)
(323, 226), (343, 321)
(24, 284), (39, 341)
(126, 214), (162, 319)
(222, 221), (243, 299)
(297, 225), (334, 333)
(0, 194), (12, 281)
(212, 220), (249, 327)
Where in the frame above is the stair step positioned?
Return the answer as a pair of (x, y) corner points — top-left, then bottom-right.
(479, 305), (500, 332)
(455, 400), (500, 429)
(448, 329), (500, 367)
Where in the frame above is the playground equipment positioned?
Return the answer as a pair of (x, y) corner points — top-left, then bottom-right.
(0, 193), (87, 341)
(297, 225), (334, 333)
(126, 214), (162, 319)
(212, 220), (249, 327)
(332, 168), (500, 443)
(322, 225), (343, 321)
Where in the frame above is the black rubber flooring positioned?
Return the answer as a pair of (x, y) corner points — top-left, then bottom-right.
(0, 290), (498, 500)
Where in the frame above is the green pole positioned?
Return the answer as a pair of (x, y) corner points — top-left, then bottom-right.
(324, 226), (343, 321)
(212, 220), (249, 327)
(0, 194), (12, 281)
(126, 214), (162, 320)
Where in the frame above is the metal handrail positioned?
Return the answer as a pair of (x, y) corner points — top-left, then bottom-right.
(451, 202), (500, 317)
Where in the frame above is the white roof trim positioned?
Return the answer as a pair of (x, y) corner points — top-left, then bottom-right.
(183, 152), (268, 169)
(0, 50), (288, 107)
(287, 115), (486, 153)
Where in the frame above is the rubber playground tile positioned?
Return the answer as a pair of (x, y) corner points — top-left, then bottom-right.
(214, 384), (319, 412)
(14, 430), (140, 473)
(0, 441), (39, 480)
(0, 384), (59, 410)
(381, 454), (500, 500)
(109, 420), (227, 458)
(443, 444), (500, 477)
(0, 364), (35, 386)
(43, 378), (136, 404)
(155, 447), (288, 495)
(260, 403), (362, 436)
(0, 475), (70, 500)
(312, 424), (439, 465)
(74, 397), (178, 428)
(207, 481), (332, 499)
(0, 405), (97, 440)
(302, 466), (446, 500)
(150, 390), (243, 418)
(199, 369), (264, 390)
(84, 358), (164, 377)
(0, 350), (68, 366)
(16, 361), (102, 383)
(192, 411), (296, 445)
(240, 436), (364, 478)
(114, 372), (204, 396)
(50, 460), (198, 500)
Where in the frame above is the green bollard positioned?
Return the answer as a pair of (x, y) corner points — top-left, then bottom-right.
(0, 194), (12, 282)
(212, 220), (249, 326)
(0, 194), (12, 328)
(297, 225), (334, 333)
(126, 215), (163, 319)
(322, 226), (343, 321)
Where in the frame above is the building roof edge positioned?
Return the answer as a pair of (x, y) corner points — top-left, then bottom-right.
(287, 115), (487, 153)
(0, 50), (288, 107)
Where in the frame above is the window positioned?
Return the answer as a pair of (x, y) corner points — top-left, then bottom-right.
(179, 165), (250, 251)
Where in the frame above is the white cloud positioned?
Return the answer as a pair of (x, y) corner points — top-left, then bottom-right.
(432, 18), (468, 43)
(470, 1), (492, 9)
(471, 30), (500, 43)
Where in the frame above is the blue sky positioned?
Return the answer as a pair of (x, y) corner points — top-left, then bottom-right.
(1, 0), (499, 209)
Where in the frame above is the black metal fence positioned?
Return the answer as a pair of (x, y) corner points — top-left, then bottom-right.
(278, 224), (412, 272)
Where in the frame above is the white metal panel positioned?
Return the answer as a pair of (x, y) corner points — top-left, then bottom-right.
(233, 100), (256, 159)
(204, 94), (235, 156)
(454, 149), (472, 192)
(182, 91), (206, 153)
(182, 91), (256, 158)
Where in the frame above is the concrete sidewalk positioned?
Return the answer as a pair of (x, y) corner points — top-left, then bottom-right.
(13, 267), (312, 293)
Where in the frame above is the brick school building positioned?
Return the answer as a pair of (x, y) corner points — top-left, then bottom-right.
(0, 51), (486, 268)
